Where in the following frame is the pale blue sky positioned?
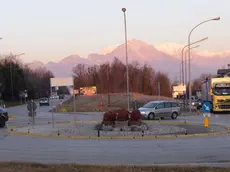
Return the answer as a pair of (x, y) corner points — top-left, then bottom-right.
(0, 0), (229, 63)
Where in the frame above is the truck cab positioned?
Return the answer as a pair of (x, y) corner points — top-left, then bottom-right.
(201, 77), (230, 112)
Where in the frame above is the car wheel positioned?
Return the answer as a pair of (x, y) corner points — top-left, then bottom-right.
(171, 112), (178, 120)
(148, 113), (155, 120)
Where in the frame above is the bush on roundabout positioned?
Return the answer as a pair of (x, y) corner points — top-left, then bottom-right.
(102, 109), (142, 126)
(116, 109), (130, 121)
(102, 111), (116, 125)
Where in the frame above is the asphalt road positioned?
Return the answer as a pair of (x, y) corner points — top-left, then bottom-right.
(0, 135), (230, 165)
(1, 102), (230, 166)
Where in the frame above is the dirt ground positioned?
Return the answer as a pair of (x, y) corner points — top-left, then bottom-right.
(0, 163), (229, 172)
(58, 93), (174, 112)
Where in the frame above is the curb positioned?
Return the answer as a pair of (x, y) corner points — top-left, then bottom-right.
(7, 120), (230, 140)
(8, 130), (229, 140)
(8, 116), (16, 120)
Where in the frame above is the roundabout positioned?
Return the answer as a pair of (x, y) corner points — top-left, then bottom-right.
(8, 120), (230, 140)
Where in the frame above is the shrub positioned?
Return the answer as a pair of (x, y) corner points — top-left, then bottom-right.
(116, 109), (130, 121)
(103, 111), (116, 122)
(130, 110), (142, 121)
(60, 108), (68, 112)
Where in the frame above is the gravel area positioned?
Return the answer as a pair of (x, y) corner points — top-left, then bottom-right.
(53, 122), (187, 137)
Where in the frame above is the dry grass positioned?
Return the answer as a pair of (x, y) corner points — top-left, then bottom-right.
(58, 93), (174, 112)
(0, 163), (229, 172)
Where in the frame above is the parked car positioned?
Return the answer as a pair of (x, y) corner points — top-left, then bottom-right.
(39, 97), (50, 106)
(138, 100), (181, 120)
(0, 101), (8, 127)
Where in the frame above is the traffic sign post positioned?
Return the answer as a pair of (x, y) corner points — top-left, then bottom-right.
(27, 100), (37, 128)
(202, 102), (211, 128)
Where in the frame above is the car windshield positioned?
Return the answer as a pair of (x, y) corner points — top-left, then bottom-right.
(40, 98), (48, 101)
(143, 102), (159, 108)
(213, 88), (230, 95)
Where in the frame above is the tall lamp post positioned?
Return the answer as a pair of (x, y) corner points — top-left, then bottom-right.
(188, 17), (220, 113)
(122, 8), (130, 111)
(184, 45), (200, 111)
(181, 37), (208, 85)
(184, 45), (200, 87)
(10, 53), (25, 100)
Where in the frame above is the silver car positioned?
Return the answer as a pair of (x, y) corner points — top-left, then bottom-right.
(138, 100), (181, 120)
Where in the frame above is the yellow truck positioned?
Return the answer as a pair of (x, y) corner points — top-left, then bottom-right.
(201, 77), (230, 112)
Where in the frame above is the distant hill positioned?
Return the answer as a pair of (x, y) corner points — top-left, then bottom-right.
(26, 39), (227, 80)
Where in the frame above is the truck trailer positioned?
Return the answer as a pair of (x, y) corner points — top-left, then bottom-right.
(201, 77), (230, 112)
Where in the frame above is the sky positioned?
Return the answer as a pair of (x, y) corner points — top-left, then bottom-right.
(0, 0), (229, 63)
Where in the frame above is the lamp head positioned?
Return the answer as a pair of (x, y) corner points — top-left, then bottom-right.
(212, 16), (220, 20)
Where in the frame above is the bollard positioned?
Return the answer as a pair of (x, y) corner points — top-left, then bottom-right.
(185, 130), (187, 135)
(98, 130), (100, 137)
(57, 130), (60, 136)
(211, 128), (214, 135)
(141, 130), (144, 137)
(28, 128), (30, 134)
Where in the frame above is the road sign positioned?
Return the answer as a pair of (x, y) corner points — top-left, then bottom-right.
(27, 101), (37, 112)
(202, 101), (211, 113)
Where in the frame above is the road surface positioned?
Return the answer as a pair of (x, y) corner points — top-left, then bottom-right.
(0, 135), (230, 165)
(1, 101), (230, 166)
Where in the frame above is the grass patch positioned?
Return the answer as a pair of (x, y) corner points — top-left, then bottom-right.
(0, 163), (229, 172)
(57, 93), (174, 112)
(5, 101), (23, 107)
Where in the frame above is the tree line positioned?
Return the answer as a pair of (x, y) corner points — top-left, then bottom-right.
(73, 57), (172, 97)
(0, 54), (53, 101)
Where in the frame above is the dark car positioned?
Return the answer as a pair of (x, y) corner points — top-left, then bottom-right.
(39, 97), (50, 106)
(191, 98), (203, 109)
(0, 107), (8, 127)
(59, 94), (64, 100)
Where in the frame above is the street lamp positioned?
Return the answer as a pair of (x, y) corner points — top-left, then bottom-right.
(181, 37), (208, 85)
(184, 45), (200, 86)
(184, 45), (200, 111)
(122, 7), (130, 111)
(188, 17), (220, 113)
(10, 53), (25, 100)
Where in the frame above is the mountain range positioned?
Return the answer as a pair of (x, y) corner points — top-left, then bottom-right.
(26, 39), (230, 81)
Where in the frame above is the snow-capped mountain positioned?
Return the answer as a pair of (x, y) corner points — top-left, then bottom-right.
(26, 39), (230, 79)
